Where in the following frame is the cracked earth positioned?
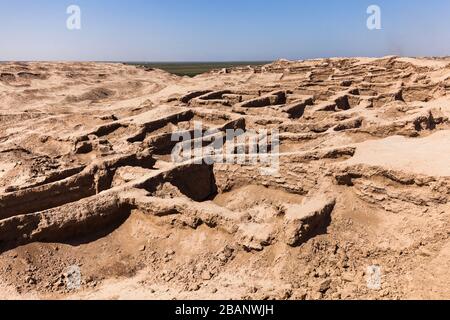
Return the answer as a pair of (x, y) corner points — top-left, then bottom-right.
(0, 56), (449, 300)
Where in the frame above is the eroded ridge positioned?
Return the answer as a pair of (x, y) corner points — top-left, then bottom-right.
(0, 57), (449, 300)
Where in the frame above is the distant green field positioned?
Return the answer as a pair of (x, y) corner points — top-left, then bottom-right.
(127, 61), (270, 77)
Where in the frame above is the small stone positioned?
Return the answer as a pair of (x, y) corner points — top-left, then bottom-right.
(318, 279), (332, 293)
(418, 249), (432, 257)
(74, 141), (93, 154)
(25, 276), (36, 285)
(201, 271), (212, 281)
(294, 290), (307, 300)
(310, 292), (323, 300)
(139, 245), (146, 252)
(380, 289), (390, 297)
(317, 270), (327, 278)
(248, 286), (258, 294)
(191, 284), (200, 292)
(342, 273), (355, 283)
(331, 292), (341, 300)
(55, 279), (65, 287)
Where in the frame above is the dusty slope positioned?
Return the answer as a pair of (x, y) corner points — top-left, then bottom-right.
(0, 57), (449, 300)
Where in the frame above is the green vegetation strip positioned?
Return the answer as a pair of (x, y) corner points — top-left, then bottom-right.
(127, 62), (270, 77)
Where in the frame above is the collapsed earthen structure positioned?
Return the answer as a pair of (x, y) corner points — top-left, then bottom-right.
(0, 57), (449, 299)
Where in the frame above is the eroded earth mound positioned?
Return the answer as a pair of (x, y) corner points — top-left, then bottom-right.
(0, 57), (449, 299)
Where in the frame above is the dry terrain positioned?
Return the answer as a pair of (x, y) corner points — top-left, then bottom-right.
(0, 57), (449, 300)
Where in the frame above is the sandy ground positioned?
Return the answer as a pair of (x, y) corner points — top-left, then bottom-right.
(0, 57), (449, 300)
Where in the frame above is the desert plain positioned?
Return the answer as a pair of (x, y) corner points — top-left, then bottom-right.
(0, 56), (449, 300)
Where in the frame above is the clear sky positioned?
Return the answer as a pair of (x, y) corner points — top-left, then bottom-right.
(1, 0), (450, 61)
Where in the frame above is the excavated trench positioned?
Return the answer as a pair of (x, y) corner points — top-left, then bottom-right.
(2, 59), (450, 299)
(0, 152), (159, 251)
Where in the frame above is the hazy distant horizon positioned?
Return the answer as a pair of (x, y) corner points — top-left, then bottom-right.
(3, 55), (450, 64)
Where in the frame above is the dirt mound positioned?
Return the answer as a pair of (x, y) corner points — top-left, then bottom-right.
(0, 58), (449, 300)
(65, 88), (116, 103)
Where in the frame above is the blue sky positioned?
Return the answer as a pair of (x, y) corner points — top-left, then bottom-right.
(1, 0), (450, 61)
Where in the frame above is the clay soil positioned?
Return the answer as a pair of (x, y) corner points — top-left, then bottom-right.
(0, 57), (449, 300)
